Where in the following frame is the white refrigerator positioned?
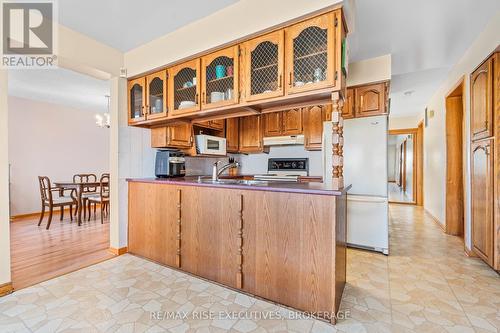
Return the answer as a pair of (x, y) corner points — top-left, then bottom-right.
(323, 116), (389, 254)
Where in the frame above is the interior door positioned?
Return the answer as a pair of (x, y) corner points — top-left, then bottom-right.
(243, 30), (284, 101)
(470, 58), (493, 141)
(471, 139), (494, 266)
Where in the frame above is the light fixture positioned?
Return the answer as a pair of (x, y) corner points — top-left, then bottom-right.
(95, 95), (111, 128)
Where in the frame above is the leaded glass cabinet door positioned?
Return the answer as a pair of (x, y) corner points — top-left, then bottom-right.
(201, 46), (239, 109)
(146, 70), (168, 120)
(168, 59), (201, 115)
(285, 13), (336, 94)
(242, 30), (284, 102)
(128, 77), (146, 124)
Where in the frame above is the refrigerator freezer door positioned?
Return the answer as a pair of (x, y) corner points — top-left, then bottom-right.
(347, 195), (389, 254)
(343, 116), (388, 196)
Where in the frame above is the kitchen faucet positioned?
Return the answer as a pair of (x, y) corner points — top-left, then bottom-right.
(212, 158), (240, 181)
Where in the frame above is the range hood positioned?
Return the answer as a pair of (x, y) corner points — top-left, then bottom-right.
(263, 135), (305, 146)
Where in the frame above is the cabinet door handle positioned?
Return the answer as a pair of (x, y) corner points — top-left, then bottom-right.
(278, 74), (282, 88)
(195, 93), (199, 104)
(289, 72), (293, 87)
(202, 92), (206, 104)
(484, 120), (489, 129)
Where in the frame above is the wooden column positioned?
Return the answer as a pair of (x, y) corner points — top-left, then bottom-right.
(331, 91), (344, 190)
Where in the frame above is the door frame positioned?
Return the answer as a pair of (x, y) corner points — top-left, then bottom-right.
(445, 77), (466, 237)
(389, 128), (422, 205)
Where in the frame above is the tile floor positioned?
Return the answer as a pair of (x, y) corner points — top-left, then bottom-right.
(0, 205), (499, 332)
(388, 183), (413, 203)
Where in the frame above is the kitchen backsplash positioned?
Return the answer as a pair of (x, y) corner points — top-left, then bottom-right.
(185, 145), (322, 176)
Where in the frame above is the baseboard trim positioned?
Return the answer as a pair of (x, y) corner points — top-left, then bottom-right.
(464, 246), (478, 258)
(424, 209), (445, 232)
(109, 247), (128, 256)
(0, 282), (13, 297)
(10, 204), (103, 222)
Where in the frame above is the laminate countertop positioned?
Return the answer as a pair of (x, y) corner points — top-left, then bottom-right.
(126, 176), (351, 196)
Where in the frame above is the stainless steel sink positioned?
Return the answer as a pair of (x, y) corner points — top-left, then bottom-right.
(196, 177), (268, 186)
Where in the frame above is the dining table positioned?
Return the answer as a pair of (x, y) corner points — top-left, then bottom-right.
(53, 180), (109, 226)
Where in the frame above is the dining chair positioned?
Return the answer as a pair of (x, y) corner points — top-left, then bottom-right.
(73, 173), (97, 219)
(87, 174), (110, 224)
(38, 176), (76, 230)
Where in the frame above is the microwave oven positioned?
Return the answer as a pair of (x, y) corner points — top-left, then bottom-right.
(195, 135), (227, 156)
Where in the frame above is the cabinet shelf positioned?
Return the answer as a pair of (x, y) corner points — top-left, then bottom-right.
(176, 85), (197, 92)
(295, 50), (327, 61)
(252, 63), (278, 71)
(207, 76), (234, 84)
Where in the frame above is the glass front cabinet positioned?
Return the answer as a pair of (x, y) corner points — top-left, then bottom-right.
(145, 70), (168, 120)
(285, 12), (337, 94)
(242, 30), (284, 102)
(168, 59), (201, 115)
(128, 77), (146, 124)
(201, 46), (239, 108)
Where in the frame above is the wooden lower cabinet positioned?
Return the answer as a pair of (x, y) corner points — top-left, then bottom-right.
(128, 182), (178, 267)
(128, 181), (347, 321)
(471, 139), (494, 266)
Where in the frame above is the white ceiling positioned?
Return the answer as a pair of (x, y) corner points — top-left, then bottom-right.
(8, 68), (110, 112)
(8, 0), (500, 118)
(58, 0), (239, 52)
(346, 0), (500, 117)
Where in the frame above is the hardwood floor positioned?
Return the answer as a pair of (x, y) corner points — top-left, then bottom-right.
(10, 209), (115, 290)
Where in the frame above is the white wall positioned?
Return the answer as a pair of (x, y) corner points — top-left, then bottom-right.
(422, 10), (500, 249)
(0, 70), (11, 285)
(8, 97), (110, 215)
(405, 135), (414, 200)
(347, 54), (391, 86)
(389, 115), (420, 130)
(124, 0), (343, 76)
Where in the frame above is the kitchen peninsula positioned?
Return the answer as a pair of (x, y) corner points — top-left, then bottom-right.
(127, 177), (349, 322)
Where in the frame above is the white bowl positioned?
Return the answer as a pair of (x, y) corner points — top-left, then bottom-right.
(179, 101), (196, 109)
(295, 81), (305, 87)
(210, 91), (225, 102)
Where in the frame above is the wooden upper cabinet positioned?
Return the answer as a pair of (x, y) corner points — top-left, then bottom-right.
(304, 105), (329, 150)
(343, 88), (355, 119)
(239, 115), (263, 153)
(169, 59), (201, 115)
(209, 119), (225, 131)
(128, 77), (146, 124)
(285, 12), (336, 94)
(471, 57), (493, 141)
(145, 70), (168, 120)
(201, 46), (239, 109)
(355, 83), (386, 117)
(282, 108), (303, 135)
(263, 112), (282, 137)
(226, 118), (239, 153)
(471, 139), (494, 266)
(242, 30), (285, 102)
(151, 124), (192, 149)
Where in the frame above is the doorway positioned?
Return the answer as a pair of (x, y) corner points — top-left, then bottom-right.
(445, 78), (465, 237)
